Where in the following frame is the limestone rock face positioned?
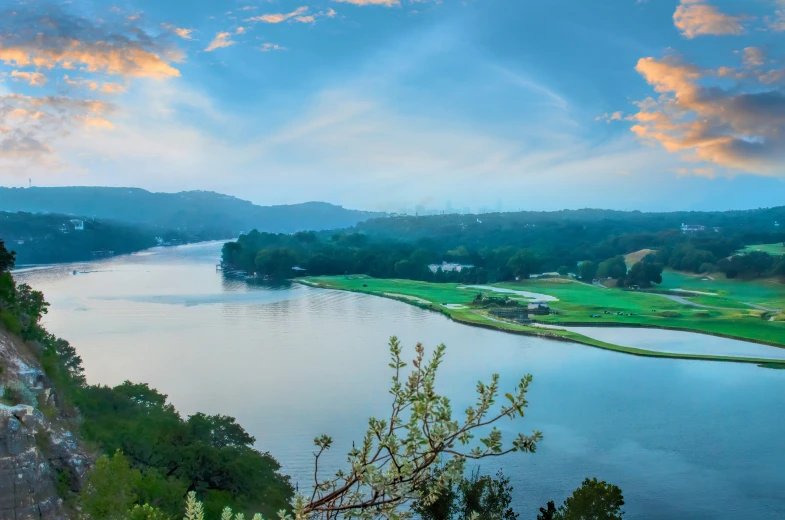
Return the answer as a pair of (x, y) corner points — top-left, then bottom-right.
(0, 332), (91, 520)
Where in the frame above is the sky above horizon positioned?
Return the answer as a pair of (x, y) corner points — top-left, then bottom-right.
(1, 0), (784, 213)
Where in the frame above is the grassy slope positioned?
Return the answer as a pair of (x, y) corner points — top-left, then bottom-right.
(658, 271), (785, 309)
(300, 275), (785, 366)
(741, 243), (785, 256)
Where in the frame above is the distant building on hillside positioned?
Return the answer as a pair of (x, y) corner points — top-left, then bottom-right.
(70, 219), (84, 231)
(428, 262), (474, 273)
(680, 223), (705, 233)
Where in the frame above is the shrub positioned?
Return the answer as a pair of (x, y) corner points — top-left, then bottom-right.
(658, 311), (681, 318)
(0, 310), (21, 335)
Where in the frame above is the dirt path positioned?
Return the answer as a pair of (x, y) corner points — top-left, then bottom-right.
(649, 292), (742, 310)
(650, 293), (782, 313)
(744, 302), (782, 314)
(383, 293), (430, 304)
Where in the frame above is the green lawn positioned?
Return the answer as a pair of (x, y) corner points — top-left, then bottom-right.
(741, 243), (785, 256)
(658, 270), (785, 309)
(300, 275), (785, 365)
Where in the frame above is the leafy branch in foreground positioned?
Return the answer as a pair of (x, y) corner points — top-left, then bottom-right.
(185, 336), (541, 520)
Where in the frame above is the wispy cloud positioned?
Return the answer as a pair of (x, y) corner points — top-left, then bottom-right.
(0, 94), (114, 173)
(246, 6), (310, 23)
(10, 70), (48, 87)
(260, 43), (287, 52)
(333, 0), (400, 6)
(596, 111), (623, 123)
(205, 32), (237, 52)
(174, 28), (194, 40)
(765, 0), (785, 31)
(740, 46), (765, 68)
(673, 0), (749, 38)
(63, 75), (128, 94)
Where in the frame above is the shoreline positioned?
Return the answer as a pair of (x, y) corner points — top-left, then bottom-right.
(297, 279), (785, 368)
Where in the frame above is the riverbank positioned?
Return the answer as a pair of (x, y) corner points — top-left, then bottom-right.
(298, 275), (785, 366)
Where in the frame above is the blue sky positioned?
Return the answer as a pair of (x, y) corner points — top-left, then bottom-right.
(0, 0), (784, 212)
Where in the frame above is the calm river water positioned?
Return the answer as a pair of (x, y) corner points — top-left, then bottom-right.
(15, 242), (785, 519)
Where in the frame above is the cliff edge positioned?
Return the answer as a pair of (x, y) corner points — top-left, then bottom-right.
(0, 329), (90, 520)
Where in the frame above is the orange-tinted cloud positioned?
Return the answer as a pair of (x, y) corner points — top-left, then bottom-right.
(205, 32), (236, 52)
(63, 75), (128, 94)
(0, 7), (182, 78)
(10, 70), (48, 86)
(673, 0), (748, 38)
(627, 55), (785, 175)
(174, 28), (194, 40)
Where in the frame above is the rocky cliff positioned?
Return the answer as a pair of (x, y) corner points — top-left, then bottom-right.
(0, 330), (90, 520)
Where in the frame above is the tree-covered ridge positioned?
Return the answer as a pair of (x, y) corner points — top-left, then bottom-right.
(1, 211), (192, 265)
(0, 187), (382, 237)
(221, 218), (785, 284)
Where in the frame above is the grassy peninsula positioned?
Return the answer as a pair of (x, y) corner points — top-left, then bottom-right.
(299, 273), (785, 366)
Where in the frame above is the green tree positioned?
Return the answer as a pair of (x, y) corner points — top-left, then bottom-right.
(537, 501), (557, 520)
(80, 452), (143, 520)
(596, 257), (626, 281)
(542, 478), (625, 520)
(623, 261), (663, 288)
(80, 451), (187, 520)
(557, 266), (570, 276)
(577, 261), (597, 282)
(458, 469), (518, 520)
(0, 239), (15, 272)
(412, 469), (517, 520)
(507, 250), (539, 280)
(254, 248), (298, 278)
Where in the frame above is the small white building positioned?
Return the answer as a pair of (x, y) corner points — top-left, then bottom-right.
(680, 223), (705, 233)
(428, 262), (474, 274)
(527, 301), (550, 315)
(70, 219), (84, 231)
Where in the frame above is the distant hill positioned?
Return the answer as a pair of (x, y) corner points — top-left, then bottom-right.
(0, 187), (383, 237)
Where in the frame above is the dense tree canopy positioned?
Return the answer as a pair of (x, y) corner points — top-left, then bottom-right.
(223, 210), (785, 284)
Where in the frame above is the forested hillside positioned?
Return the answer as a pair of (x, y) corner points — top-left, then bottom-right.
(222, 207), (785, 283)
(0, 187), (382, 236)
(1, 212), (178, 265)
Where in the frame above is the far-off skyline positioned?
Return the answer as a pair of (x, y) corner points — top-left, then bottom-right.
(1, 0), (784, 211)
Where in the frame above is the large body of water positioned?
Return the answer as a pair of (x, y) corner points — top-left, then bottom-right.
(16, 242), (785, 519)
